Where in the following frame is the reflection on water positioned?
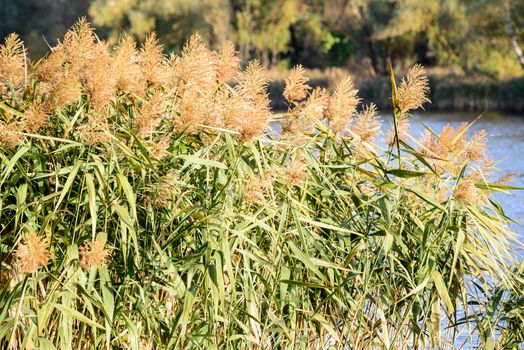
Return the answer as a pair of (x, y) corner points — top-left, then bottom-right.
(411, 112), (524, 256)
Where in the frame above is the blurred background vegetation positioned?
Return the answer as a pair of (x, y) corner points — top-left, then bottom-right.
(1, 0), (523, 111)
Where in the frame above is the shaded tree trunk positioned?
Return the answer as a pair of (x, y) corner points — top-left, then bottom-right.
(506, 0), (524, 70)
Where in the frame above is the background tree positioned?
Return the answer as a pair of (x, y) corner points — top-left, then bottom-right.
(0, 0), (522, 79)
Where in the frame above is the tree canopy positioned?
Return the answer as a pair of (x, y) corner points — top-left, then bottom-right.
(1, 0), (523, 79)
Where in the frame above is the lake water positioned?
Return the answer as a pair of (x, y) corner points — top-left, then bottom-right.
(411, 112), (524, 256)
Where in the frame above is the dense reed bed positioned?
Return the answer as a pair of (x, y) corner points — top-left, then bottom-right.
(0, 19), (523, 349)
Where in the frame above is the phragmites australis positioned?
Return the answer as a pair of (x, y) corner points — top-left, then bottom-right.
(398, 64), (430, 116)
(0, 122), (22, 149)
(244, 168), (277, 203)
(77, 123), (111, 145)
(453, 173), (486, 205)
(352, 103), (381, 143)
(281, 87), (329, 146)
(284, 65), (310, 102)
(327, 75), (360, 134)
(23, 103), (48, 133)
(136, 92), (167, 137)
(229, 60), (271, 139)
(0, 33), (26, 96)
(80, 239), (111, 271)
(16, 232), (50, 274)
(140, 33), (169, 89)
(419, 123), (468, 173)
(285, 159), (308, 185)
(215, 41), (240, 83)
(463, 129), (487, 162)
(386, 64), (431, 146)
(113, 35), (144, 95)
(174, 34), (218, 90)
(83, 40), (116, 111)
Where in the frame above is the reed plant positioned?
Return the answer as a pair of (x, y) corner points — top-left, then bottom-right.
(0, 19), (523, 349)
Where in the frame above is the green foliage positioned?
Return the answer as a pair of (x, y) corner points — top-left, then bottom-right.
(2, 0), (524, 79)
(0, 24), (523, 349)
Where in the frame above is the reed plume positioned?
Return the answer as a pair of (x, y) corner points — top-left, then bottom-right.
(454, 173), (486, 205)
(327, 75), (360, 133)
(16, 232), (50, 274)
(83, 41), (116, 111)
(283, 65), (310, 103)
(285, 159), (308, 184)
(0, 33), (26, 96)
(215, 41), (239, 83)
(352, 103), (381, 143)
(77, 123), (111, 145)
(398, 64), (430, 116)
(113, 36), (144, 95)
(281, 87), (328, 146)
(245, 168), (277, 203)
(80, 239), (111, 271)
(174, 34), (217, 90)
(463, 129), (487, 162)
(23, 103), (48, 133)
(229, 60), (271, 139)
(175, 88), (207, 134)
(140, 33), (169, 89)
(136, 92), (166, 137)
(0, 122), (22, 149)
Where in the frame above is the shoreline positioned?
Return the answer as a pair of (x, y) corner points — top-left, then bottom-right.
(267, 75), (524, 113)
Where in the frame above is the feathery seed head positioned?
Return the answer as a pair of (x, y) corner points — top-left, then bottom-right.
(114, 36), (144, 95)
(16, 232), (50, 274)
(23, 103), (48, 133)
(454, 173), (486, 205)
(463, 129), (487, 162)
(352, 103), (381, 143)
(496, 172), (517, 185)
(398, 64), (430, 116)
(175, 88), (207, 134)
(77, 123), (111, 145)
(52, 73), (82, 109)
(245, 178), (266, 203)
(80, 239), (111, 271)
(301, 87), (329, 122)
(0, 33), (26, 95)
(284, 65), (310, 102)
(236, 60), (269, 104)
(140, 33), (168, 88)
(215, 41), (240, 83)
(175, 34), (218, 90)
(136, 92), (166, 137)
(244, 168), (277, 203)
(285, 159), (308, 185)
(0, 122), (22, 149)
(230, 60), (271, 139)
(84, 41), (116, 111)
(327, 75), (360, 133)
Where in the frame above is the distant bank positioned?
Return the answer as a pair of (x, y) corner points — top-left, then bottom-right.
(268, 75), (524, 113)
